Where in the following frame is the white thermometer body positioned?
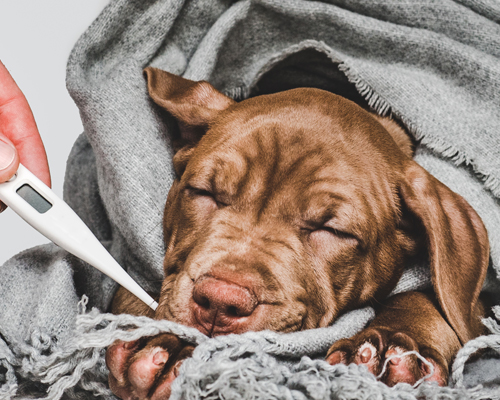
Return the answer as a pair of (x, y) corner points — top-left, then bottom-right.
(0, 164), (158, 311)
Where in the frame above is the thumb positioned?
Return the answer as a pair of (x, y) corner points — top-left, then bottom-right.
(0, 133), (19, 183)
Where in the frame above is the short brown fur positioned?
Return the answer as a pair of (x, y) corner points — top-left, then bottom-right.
(107, 68), (489, 399)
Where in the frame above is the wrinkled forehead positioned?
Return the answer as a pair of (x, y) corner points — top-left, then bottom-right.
(183, 98), (401, 226)
(203, 89), (403, 163)
(186, 91), (401, 188)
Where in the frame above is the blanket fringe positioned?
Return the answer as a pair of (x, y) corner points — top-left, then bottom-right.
(338, 63), (500, 199)
(0, 345), (18, 400)
(2, 302), (499, 399)
(451, 306), (500, 390)
(1, 301), (207, 400)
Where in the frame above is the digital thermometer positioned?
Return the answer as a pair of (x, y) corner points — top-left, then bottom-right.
(0, 164), (158, 311)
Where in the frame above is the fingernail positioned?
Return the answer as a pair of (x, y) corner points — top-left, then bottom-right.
(123, 341), (137, 350)
(0, 139), (16, 171)
(389, 357), (401, 365)
(153, 350), (169, 366)
(360, 347), (372, 363)
(173, 360), (182, 377)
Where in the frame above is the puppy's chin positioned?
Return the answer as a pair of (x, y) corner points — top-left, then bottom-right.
(156, 280), (312, 336)
(187, 303), (305, 337)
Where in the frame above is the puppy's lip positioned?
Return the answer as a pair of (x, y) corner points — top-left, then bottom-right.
(189, 300), (256, 337)
(193, 316), (252, 337)
(187, 301), (306, 336)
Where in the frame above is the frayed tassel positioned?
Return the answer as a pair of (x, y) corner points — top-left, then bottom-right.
(339, 62), (500, 199)
(451, 306), (500, 388)
(0, 353), (18, 400)
(338, 63), (392, 117)
(5, 296), (205, 400)
(4, 299), (495, 400)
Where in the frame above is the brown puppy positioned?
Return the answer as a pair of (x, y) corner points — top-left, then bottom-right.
(106, 68), (489, 399)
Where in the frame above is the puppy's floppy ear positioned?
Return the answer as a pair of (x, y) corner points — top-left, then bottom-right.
(400, 162), (489, 344)
(144, 67), (235, 174)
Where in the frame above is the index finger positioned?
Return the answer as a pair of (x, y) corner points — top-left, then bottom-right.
(0, 61), (51, 187)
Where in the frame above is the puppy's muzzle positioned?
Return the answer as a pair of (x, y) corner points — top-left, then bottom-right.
(191, 275), (258, 335)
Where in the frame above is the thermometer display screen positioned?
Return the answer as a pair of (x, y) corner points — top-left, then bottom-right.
(16, 184), (52, 213)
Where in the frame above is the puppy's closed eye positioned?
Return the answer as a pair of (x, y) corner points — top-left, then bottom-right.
(185, 186), (227, 209)
(316, 225), (358, 242)
(304, 223), (359, 254)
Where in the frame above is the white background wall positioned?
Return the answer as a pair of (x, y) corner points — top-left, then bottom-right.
(0, 0), (109, 264)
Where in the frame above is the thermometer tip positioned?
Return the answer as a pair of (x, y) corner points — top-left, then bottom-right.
(150, 300), (159, 311)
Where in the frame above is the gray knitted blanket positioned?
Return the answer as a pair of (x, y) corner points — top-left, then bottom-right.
(1, 0), (500, 399)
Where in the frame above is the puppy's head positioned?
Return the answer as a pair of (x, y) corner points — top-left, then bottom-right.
(145, 68), (488, 342)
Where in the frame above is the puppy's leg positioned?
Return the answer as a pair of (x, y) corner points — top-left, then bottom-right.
(326, 291), (466, 386)
(111, 286), (156, 318)
(107, 288), (195, 400)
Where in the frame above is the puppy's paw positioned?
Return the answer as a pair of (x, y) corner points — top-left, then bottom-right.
(326, 328), (448, 386)
(106, 333), (194, 400)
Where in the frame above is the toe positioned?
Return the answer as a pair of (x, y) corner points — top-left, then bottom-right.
(127, 347), (170, 398)
(383, 346), (420, 386)
(353, 342), (379, 374)
(106, 340), (140, 385)
(419, 348), (449, 386)
(326, 350), (347, 365)
(326, 338), (354, 365)
(150, 345), (194, 400)
(108, 372), (134, 400)
(150, 360), (182, 400)
(107, 335), (196, 400)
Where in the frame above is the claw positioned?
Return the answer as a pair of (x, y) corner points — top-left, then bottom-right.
(326, 328), (448, 387)
(360, 346), (372, 363)
(106, 334), (195, 400)
(326, 350), (346, 365)
(153, 349), (169, 366)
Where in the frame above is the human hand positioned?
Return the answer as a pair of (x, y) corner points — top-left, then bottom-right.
(0, 61), (50, 211)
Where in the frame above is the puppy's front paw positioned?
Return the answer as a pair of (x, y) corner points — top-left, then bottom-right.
(326, 328), (448, 387)
(106, 333), (194, 400)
